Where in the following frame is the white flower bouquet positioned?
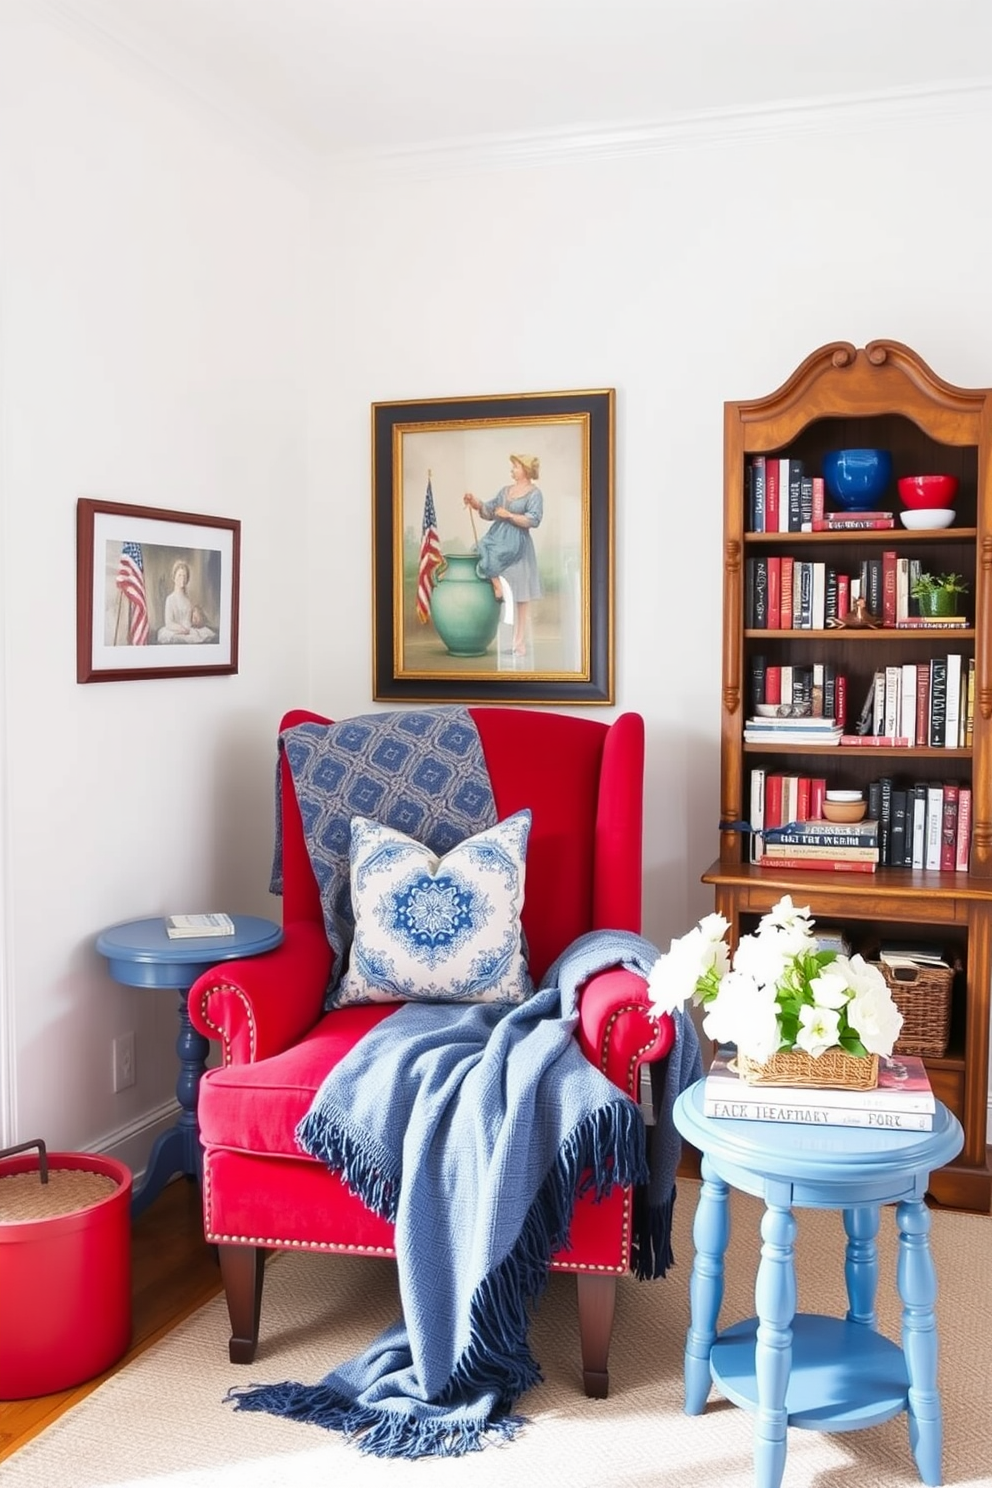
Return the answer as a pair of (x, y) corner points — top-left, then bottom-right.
(648, 896), (903, 1073)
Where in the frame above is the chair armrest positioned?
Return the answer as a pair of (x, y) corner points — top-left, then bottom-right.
(188, 920), (332, 1066)
(576, 966), (674, 1097)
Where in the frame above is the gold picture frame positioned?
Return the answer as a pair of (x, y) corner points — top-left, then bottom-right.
(372, 388), (614, 704)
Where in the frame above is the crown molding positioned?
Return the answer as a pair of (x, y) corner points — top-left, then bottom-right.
(34, 0), (320, 188)
(26, 4), (992, 188)
(327, 77), (992, 181)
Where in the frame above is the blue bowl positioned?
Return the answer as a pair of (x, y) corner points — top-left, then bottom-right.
(822, 448), (893, 511)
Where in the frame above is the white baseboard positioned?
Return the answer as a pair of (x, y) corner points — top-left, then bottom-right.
(89, 1100), (179, 1189)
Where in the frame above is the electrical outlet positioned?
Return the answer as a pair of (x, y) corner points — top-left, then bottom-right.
(113, 1031), (136, 1092)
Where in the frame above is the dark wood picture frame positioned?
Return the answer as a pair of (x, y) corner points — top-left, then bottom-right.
(76, 499), (240, 683)
(372, 388), (615, 704)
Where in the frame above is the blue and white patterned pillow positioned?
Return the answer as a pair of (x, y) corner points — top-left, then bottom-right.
(334, 810), (535, 1006)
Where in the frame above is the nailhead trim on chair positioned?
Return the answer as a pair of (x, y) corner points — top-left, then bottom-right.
(195, 980), (255, 1065)
(202, 1159), (632, 1272)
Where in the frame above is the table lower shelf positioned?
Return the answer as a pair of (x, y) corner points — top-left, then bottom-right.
(711, 1315), (909, 1431)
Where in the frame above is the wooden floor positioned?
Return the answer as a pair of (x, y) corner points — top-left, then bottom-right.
(0, 1177), (221, 1463)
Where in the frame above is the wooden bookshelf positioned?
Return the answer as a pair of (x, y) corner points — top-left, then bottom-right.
(707, 340), (992, 1213)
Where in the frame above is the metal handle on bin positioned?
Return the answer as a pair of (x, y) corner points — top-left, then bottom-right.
(0, 1137), (49, 1183)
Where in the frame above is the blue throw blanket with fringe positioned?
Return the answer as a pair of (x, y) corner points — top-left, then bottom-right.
(229, 929), (701, 1458)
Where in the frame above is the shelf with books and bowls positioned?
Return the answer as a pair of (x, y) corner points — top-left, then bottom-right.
(897, 473), (958, 509)
(900, 508), (956, 530)
(822, 447), (893, 511)
(708, 339), (992, 1212)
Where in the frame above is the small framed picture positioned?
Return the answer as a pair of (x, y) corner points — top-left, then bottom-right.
(76, 499), (240, 682)
(372, 388), (615, 704)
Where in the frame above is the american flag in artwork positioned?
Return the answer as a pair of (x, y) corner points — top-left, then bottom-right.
(416, 477), (444, 624)
(116, 540), (149, 645)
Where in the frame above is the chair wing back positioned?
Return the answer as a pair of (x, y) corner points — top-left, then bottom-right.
(276, 707), (645, 986)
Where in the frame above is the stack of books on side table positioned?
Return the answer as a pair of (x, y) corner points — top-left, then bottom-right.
(702, 1047), (935, 1130)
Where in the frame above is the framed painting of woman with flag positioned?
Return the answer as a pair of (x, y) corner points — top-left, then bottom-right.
(76, 499), (240, 682)
(372, 388), (615, 704)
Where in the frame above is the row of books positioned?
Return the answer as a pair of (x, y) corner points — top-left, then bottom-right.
(749, 767), (972, 871)
(854, 658), (974, 750)
(702, 1047), (936, 1130)
(745, 553), (966, 632)
(749, 657), (848, 727)
(745, 454), (909, 534)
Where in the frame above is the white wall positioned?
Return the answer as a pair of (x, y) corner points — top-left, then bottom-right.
(310, 101), (992, 960)
(3, 13), (991, 1168)
(0, 13), (313, 1166)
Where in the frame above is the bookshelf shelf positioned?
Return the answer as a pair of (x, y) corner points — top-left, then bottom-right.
(708, 340), (992, 1213)
(744, 629), (977, 641)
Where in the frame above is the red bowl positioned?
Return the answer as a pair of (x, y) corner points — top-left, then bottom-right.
(897, 474), (958, 509)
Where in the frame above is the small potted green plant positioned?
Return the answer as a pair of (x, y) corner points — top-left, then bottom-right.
(910, 570), (969, 619)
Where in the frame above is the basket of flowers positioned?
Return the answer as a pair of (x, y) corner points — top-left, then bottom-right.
(646, 896), (904, 1090)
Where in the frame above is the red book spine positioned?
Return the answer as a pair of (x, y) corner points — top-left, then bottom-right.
(882, 549), (898, 626)
(764, 665), (782, 706)
(839, 734), (911, 747)
(765, 460), (780, 533)
(835, 673), (848, 731)
(796, 776), (811, 822)
(780, 556), (794, 629)
(813, 516), (896, 531)
(836, 574), (851, 618)
(766, 555), (781, 630)
(809, 777), (827, 819)
(764, 774), (784, 830)
(758, 856), (876, 873)
(811, 476), (825, 527)
(940, 784), (959, 871)
(956, 786), (972, 871)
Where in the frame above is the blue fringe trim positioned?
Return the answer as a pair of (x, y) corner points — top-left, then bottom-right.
(230, 1097), (646, 1458)
(630, 1183), (676, 1280)
(296, 1106), (400, 1223)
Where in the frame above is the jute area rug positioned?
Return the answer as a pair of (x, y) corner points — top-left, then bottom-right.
(5, 1181), (991, 1488)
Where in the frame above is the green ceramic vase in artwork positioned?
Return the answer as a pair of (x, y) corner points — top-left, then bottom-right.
(430, 553), (501, 656)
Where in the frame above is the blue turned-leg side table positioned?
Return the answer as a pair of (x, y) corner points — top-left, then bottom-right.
(673, 1080), (964, 1488)
(97, 915), (282, 1218)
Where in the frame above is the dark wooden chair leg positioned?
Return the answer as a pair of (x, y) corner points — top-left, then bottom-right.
(576, 1272), (616, 1398)
(219, 1243), (266, 1364)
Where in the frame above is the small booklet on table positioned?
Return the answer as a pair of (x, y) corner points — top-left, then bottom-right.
(165, 913), (236, 939)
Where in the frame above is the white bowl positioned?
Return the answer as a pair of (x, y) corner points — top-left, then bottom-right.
(899, 508), (955, 530)
(825, 790), (863, 802)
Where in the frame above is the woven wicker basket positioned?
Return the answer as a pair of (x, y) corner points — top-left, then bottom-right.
(873, 960), (954, 1058)
(736, 1047), (879, 1090)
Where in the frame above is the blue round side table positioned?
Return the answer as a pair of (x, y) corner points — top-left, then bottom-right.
(673, 1079), (964, 1488)
(97, 915), (282, 1217)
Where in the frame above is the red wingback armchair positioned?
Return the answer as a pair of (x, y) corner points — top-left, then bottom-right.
(189, 707), (674, 1397)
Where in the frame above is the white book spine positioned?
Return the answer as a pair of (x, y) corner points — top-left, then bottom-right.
(883, 665), (901, 738)
(702, 1099), (932, 1130)
(945, 653), (962, 749)
(925, 784), (944, 870)
(871, 668), (886, 735)
(750, 767), (765, 864)
(912, 789), (927, 869)
(811, 563), (826, 631)
(900, 661), (917, 747)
